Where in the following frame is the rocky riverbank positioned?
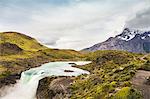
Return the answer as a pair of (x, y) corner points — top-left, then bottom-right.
(37, 77), (74, 99)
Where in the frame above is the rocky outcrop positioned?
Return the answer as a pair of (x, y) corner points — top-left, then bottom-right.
(0, 42), (23, 55)
(37, 77), (73, 99)
(83, 28), (150, 53)
(0, 73), (20, 88)
(131, 70), (150, 99)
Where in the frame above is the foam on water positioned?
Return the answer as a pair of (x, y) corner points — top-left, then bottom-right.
(0, 61), (91, 99)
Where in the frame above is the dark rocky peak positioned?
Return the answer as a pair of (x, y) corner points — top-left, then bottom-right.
(117, 28), (150, 41)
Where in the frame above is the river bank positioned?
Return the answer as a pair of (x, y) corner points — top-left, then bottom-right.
(0, 61), (91, 99)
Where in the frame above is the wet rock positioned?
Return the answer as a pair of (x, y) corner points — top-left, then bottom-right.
(0, 73), (20, 88)
(37, 77), (73, 99)
(64, 70), (74, 72)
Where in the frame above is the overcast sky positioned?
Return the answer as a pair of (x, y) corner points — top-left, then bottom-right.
(0, 0), (150, 50)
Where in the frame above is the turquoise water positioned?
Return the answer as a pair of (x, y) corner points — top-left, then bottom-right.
(1, 61), (91, 99)
(21, 61), (91, 83)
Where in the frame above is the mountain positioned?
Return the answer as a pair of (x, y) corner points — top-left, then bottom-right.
(83, 28), (150, 53)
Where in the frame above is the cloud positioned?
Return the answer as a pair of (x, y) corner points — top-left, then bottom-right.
(0, 0), (149, 50)
(126, 7), (150, 30)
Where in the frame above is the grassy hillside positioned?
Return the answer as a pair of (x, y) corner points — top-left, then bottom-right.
(0, 32), (47, 51)
(1, 32), (150, 99)
(70, 50), (148, 99)
(0, 32), (85, 79)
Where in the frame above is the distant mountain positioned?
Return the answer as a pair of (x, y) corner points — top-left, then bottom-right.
(83, 28), (150, 53)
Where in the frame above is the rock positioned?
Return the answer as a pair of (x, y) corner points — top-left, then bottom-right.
(146, 76), (150, 85)
(0, 42), (23, 55)
(64, 70), (74, 72)
(37, 77), (73, 99)
(68, 63), (77, 66)
(0, 73), (20, 88)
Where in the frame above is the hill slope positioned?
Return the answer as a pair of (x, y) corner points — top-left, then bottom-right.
(0, 32), (47, 51)
(70, 50), (150, 99)
(37, 50), (150, 99)
(83, 28), (150, 53)
(1, 32), (150, 99)
(0, 31), (85, 80)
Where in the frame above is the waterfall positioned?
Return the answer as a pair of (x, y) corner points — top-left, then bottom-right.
(0, 61), (91, 99)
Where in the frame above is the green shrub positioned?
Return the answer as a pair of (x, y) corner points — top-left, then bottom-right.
(113, 87), (142, 99)
(140, 61), (150, 71)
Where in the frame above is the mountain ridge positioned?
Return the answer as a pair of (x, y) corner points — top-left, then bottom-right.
(83, 28), (150, 53)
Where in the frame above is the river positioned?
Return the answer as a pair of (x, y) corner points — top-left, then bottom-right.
(0, 61), (91, 99)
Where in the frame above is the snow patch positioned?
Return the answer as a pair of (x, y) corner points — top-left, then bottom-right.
(141, 36), (146, 39)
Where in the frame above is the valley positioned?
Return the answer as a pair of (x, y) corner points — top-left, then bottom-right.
(0, 0), (150, 99)
(0, 32), (150, 99)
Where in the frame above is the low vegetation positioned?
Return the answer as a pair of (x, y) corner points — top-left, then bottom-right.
(0, 32), (85, 78)
(1, 32), (150, 99)
(70, 50), (147, 99)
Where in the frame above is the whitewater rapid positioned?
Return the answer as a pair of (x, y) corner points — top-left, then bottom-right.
(0, 61), (91, 99)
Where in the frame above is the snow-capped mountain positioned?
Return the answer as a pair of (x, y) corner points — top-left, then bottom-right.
(117, 28), (150, 41)
(83, 28), (150, 53)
